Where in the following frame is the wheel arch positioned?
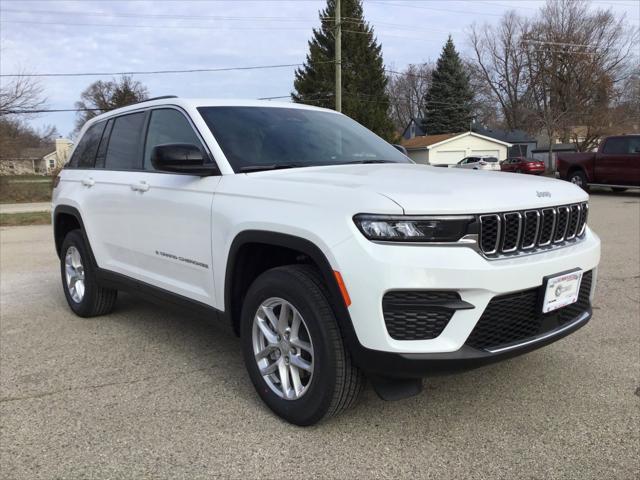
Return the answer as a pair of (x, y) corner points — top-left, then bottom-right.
(53, 205), (97, 267)
(224, 231), (355, 341)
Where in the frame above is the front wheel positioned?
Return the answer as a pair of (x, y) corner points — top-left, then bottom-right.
(240, 265), (364, 425)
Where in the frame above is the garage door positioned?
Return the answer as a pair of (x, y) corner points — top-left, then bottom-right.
(433, 150), (465, 165)
(471, 150), (499, 158)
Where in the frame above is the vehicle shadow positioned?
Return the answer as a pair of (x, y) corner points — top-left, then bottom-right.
(103, 290), (571, 430)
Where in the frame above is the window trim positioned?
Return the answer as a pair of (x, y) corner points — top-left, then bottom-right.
(141, 106), (219, 175)
(64, 104), (220, 175)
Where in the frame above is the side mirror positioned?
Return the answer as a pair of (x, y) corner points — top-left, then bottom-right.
(151, 143), (218, 176)
(392, 144), (408, 155)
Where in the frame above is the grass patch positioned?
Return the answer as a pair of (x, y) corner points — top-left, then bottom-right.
(0, 176), (53, 203)
(0, 211), (51, 226)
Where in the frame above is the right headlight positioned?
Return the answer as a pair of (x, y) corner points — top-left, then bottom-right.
(353, 214), (476, 242)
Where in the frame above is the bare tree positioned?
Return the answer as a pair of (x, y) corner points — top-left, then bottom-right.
(469, 12), (533, 131)
(0, 74), (46, 114)
(75, 75), (149, 131)
(523, 0), (637, 153)
(386, 63), (433, 132)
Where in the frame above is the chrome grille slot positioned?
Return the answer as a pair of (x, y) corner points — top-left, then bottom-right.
(501, 212), (522, 252)
(521, 210), (540, 249)
(566, 204), (580, 240)
(477, 202), (588, 258)
(554, 206), (570, 243)
(479, 214), (500, 254)
(539, 208), (556, 246)
(577, 203), (588, 236)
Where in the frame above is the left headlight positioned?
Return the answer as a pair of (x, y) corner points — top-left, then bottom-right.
(353, 214), (476, 242)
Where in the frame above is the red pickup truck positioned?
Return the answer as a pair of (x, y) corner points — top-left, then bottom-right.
(557, 135), (640, 191)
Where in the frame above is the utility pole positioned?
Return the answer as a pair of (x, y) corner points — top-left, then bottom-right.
(335, 0), (342, 112)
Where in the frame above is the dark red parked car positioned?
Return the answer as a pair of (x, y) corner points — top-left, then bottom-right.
(501, 157), (545, 175)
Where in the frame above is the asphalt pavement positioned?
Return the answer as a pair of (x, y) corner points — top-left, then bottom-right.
(1, 190), (638, 479)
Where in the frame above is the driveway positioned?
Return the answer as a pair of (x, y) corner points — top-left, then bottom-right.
(1, 192), (638, 479)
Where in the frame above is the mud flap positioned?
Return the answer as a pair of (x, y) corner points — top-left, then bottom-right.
(369, 376), (423, 401)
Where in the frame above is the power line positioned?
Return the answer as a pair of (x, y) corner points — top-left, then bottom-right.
(0, 19), (313, 31)
(0, 61), (334, 78)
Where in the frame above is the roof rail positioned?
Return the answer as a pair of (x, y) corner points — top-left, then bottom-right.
(133, 95), (178, 105)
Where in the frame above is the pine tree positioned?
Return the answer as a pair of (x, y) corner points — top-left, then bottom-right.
(292, 0), (395, 140)
(423, 37), (474, 134)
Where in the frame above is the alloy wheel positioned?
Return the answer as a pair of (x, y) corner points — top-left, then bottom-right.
(252, 297), (314, 400)
(64, 246), (85, 303)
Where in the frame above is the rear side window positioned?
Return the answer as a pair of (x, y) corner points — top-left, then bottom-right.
(602, 138), (629, 154)
(144, 109), (204, 170)
(104, 112), (146, 170)
(68, 121), (106, 168)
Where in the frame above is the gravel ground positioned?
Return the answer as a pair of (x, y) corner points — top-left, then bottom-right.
(1, 190), (639, 479)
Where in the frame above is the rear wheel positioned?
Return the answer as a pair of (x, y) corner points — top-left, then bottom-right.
(60, 230), (117, 317)
(568, 170), (589, 191)
(240, 265), (364, 426)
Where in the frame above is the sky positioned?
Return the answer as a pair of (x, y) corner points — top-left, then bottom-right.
(1, 0), (639, 137)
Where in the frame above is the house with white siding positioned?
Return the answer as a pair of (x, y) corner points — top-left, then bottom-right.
(401, 132), (512, 166)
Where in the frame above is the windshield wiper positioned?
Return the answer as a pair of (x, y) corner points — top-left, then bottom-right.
(238, 163), (303, 173)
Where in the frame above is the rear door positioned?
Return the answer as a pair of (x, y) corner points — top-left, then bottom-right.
(596, 137), (639, 185)
(82, 111), (147, 277)
(124, 107), (221, 306)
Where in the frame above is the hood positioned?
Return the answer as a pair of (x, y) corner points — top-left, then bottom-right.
(248, 163), (588, 214)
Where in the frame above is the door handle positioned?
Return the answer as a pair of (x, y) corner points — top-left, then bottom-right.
(81, 178), (95, 187)
(130, 181), (150, 192)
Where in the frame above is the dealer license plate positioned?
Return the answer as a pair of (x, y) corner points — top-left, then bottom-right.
(542, 270), (583, 313)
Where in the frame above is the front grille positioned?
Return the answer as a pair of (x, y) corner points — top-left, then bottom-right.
(465, 270), (592, 350)
(478, 202), (587, 257)
(383, 291), (459, 340)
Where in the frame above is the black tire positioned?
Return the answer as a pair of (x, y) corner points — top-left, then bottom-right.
(240, 265), (364, 426)
(60, 229), (117, 317)
(611, 187), (627, 193)
(567, 170), (589, 191)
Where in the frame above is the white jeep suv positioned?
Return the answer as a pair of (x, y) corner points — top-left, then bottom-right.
(52, 97), (601, 425)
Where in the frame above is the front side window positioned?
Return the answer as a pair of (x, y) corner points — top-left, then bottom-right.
(197, 106), (410, 172)
(104, 112), (146, 170)
(602, 138), (629, 155)
(68, 121), (106, 169)
(144, 109), (205, 170)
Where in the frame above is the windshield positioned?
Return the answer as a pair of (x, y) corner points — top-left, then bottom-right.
(197, 106), (411, 172)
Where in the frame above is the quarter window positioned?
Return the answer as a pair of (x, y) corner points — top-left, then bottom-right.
(68, 121), (106, 169)
(144, 109), (204, 170)
(104, 112), (146, 170)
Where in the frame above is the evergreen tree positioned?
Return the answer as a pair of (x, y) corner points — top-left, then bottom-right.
(423, 37), (474, 134)
(292, 0), (395, 140)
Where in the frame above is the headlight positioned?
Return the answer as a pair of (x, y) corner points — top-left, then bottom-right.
(353, 214), (476, 242)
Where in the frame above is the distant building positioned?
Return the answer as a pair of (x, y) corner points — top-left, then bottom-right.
(531, 143), (577, 171)
(0, 138), (73, 175)
(472, 127), (537, 158)
(401, 131), (512, 166)
(401, 117), (428, 140)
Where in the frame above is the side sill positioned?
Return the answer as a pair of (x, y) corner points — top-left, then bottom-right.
(96, 268), (225, 324)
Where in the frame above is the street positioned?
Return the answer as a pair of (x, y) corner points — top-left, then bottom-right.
(1, 191), (638, 479)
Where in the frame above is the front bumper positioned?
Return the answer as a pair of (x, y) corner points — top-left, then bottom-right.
(352, 309), (591, 378)
(331, 227), (600, 362)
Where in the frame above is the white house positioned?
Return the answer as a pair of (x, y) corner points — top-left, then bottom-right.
(42, 138), (74, 173)
(401, 132), (512, 166)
